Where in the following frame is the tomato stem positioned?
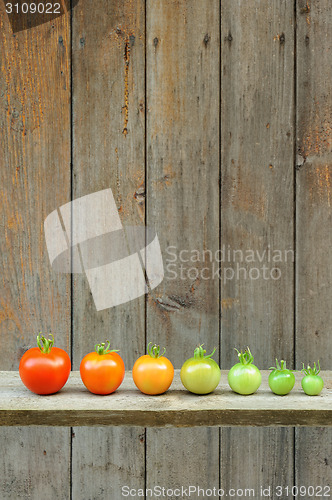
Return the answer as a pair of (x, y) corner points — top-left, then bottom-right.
(269, 359), (297, 372)
(94, 340), (119, 355)
(37, 333), (54, 354)
(301, 360), (321, 376)
(235, 346), (254, 365)
(147, 342), (166, 358)
(193, 344), (216, 359)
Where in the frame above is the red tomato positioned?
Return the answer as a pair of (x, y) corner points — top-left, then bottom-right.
(19, 334), (71, 395)
(132, 343), (174, 395)
(80, 341), (125, 395)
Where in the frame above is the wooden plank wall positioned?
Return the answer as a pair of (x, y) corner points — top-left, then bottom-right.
(0, 3), (71, 498)
(145, 0), (220, 494)
(0, 0), (331, 499)
(70, 1), (146, 498)
(220, 0), (295, 493)
(295, 0), (332, 488)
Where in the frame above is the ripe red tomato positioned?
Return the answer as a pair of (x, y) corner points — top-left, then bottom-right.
(132, 343), (174, 395)
(19, 334), (71, 395)
(80, 341), (125, 395)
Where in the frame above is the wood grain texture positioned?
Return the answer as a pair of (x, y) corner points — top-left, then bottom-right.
(0, 426), (71, 500)
(295, 427), (332, 492)
(296, 0), (332, 490)
(72, 0), (146, 370)
(220, 0), (295, 495)
(71, 1), (146, 498)
(0, 0), (71, 367)
(146, 0), (220, 364)
(0, 0), (331, 496)
(220, 0), (295, 367)
(146, 428), (219, 492)
(146, 0), (220, 497)
(296, 0), (332, 369)
(1, 370), (331, 427)
(0, 4), (71, 500)
(72, 427), (145, 500)
(221, 428), (294, 495)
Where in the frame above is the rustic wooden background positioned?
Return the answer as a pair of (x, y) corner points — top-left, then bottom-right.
(0, 0), (331, 498)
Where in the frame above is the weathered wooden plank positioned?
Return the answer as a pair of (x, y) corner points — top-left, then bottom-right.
(146, 1), (220, 359)
(146, 0), (220, 496)
(0, 4), (71, 499)
(71, 0), (146, 369)
(0, 0), (71, 374)
(72, 427), (145, 500)
(71, 0), (146, 497)
(295, 427), (332, 493)
(296, 0), (332, 379)
(221, 428), (294, 496)
(220, 0), (295, 494)
(1, 370), (331, 427)
(146, 427), (219, 493)
(0, 426), (71, 499)
(296, 0), (332, 490)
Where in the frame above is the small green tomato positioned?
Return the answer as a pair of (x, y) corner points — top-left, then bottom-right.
(301, 361), (324, 396)
(268, 359), (295, 396)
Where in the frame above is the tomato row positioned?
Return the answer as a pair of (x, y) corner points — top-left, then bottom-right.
(19, 335), (325, 397)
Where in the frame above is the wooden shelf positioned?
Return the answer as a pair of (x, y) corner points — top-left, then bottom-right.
(0, 370), (331, 427)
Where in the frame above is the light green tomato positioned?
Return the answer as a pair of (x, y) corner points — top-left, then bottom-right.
(228, 363), (262, 395)
(301, 361), (324, 396)
(228, 347), (262, 395)
(301, 374), (324, 396)
(180, 345), (221, 395)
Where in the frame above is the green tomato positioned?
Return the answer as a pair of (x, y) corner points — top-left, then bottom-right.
(268, 359), (295, 396)
(301, 361), (324, 396)
(228, 347), (261, 395)
(180, 345), (221, 395)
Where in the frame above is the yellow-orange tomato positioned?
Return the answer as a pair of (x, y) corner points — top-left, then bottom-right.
(132, 343), (174, 395)
(80, 341), (125, 395)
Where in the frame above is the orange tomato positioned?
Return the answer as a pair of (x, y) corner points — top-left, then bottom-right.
(80, 341), (125, 395)
(132, 343), (174, 395)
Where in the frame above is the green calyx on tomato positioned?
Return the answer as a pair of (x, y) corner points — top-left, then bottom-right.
(301, 360), (321, 377)
(19, 334), (71, 395)
(180, 344), (221, 395)
(269, 359), (294, 372)
(132, 342), (174, 395)
(94, 340), (119, 356)
(193, 345), (216, 360)
(235, 346), (254, 365)
(80, 342), (125, 395)
(268, 359), (296, 396)
(147, 342), (166, 358)
(36, 333), (55, 354)
(228, 347), (262, 395)
(301, 360), (324, 396)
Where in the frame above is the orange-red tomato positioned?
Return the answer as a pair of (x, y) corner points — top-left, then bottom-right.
(80, 341), (125, 395)
(19, 334), (71, 395)
(132, 343), (174, 395)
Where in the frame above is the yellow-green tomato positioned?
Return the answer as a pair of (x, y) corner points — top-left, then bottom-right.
(180, 345), (221, 395)
(228, 347), (261, 395)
